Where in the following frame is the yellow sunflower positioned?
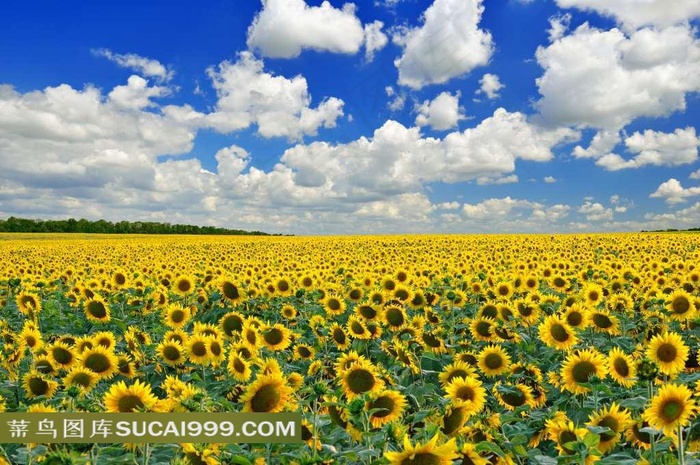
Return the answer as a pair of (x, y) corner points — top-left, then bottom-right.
(438, 361), (478, 386)
(185, 334), (211, 366)
(538, 315), (578, 351)
(608, 347), (637, 388)
(16, 291), (42, 317)
(469, 316), (497, 342)
(261, 324), (292, 351)
(18, 325), (43, 352)
(560, 348), (608, 395)
(218, 278), (243, 305)
(494, 381), (535, 411)
(162, 303), (191, 330)
(365, 390), (407, 428)
(104, 379), (159, 412)
(79, 346), (119, 380)
(323, 294), (346, 316)
(219, 311), (246, 337)
(666, 289), (697, 320)
(241, 373), (293, 413)
(340, 359), (385, 400)
(586, 403), (633, 454)
(172, 275), (196, 296)
(382, 304), (407, 330)
(22, 370), (58, 400)
(589, 310), (620, 335)
(157, 340), (187, 366)
(227, 352), (252, 382)
(48, 341), (77, 370)
(561, 303), (590, 329)
(581, 282), (604, 307)
(385, 434), (458, 465)
(63, 367), (99, 394)
(84, 296), (110, 323)
(646, 332), (689, 376)
(642, 383), (697, 437)
(477, 345), (512, 377)
(330, 323), (351, 350)
(443, 376), (487, 418)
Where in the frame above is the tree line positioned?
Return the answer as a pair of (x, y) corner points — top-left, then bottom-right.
(0, 217), (274, 235)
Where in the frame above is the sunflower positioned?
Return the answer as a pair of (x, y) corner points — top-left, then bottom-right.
(608, 348), (637, 388)
(84, 296), (110, 323)
(34, 356), (56, 376)
(561, 303), (590, 329)
(112, 270), (129, 289)
(355, 303), (379, 321)
(79, 346), (119, 380)
(241, 373), (293, 413)
(383, 305), (407, 330)
(642, 383), (697, 436)
(582, 282), (604, 307)
(172, 275), (196, 296)
(441, 404), (471, 436)
(293, 343), (315, 361)
(162, 304), (191, 330)
(323, 295), (346, 316)
(625, 419), (654, 450)
(477, 345), (511, 377)
(365, 390), (407, 428)
(330, 323), (351, 350)
(513, 298), (540, 325)
(421, 331), (447, 354)
(48, 341), (77, 370)
(18, 325), (43, 352)
(340, 359), (385, 400)
(545, 418), (590, 458)
(470, 316), (497, 342)
(391, 284), (414, 303)
(22, 370), (58, 400)
(241, 322), (260, 351)
(444, 376), (487, 418)
(494, 381), (534, 411)
(185, 334), (211, 366)
(116, 354), (137, 378)
(561, 348), (608, 395)
(538, 315), (578, 351)
(280, 304), (297, 320)
(586, 403), (633, 453)
(16, 291), (42, 317)
(385, 434), (458, 465)
(438, 361), (478, 386)
(218, 278), (243, 305)
(63, 367), (99, 393)
(157, 340), (187, 366)
(92, 331), (117, 351)
(347, 316), (371, 340)
(646, 332), (689, 376)
(335, 351), (365, 375)
(666, 289), (697, 320)
(227, 352), (252, 382)
(589, 310), (620, 335)
(104, 379), (159, 412)
(457, 443), (489, 465)
(261, 324), (292, 351)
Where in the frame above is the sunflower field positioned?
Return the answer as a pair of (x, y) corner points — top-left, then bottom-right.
(2, 233), (700, 464)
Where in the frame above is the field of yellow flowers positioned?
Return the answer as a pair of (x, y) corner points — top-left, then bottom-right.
(1, 232), (700, 464)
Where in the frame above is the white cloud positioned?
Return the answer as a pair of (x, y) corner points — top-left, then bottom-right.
(548, 13), (572, 42)
(544, 176), (556, 183)
(415, 91), (465, 130)
(650, 178), (700, 204)
(364, 20), (388, 61)
(535, 24), (700, 130)
(572, 130), (621, 159)
(690, 169), (700, 180)
(107, 75), (171, 111)
(436, 201), (460, 210)
(477, 73), (504, 99)
(476, 174), (518, 185)
(578, 201), (613, 221)
(596, 128), (699, 170)
(246, 0), (365, 58)
(393, 0), (493, 89)
(204, 52), (344, 139)
(463, 197), (537, 220)
(92, 49), (173, 82)
(555, 0), (700, 31)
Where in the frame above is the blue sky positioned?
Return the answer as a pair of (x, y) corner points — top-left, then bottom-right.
(0, 0), (699, 234)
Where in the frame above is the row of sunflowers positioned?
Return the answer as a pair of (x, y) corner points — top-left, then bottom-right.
(1, 233), (700, 464)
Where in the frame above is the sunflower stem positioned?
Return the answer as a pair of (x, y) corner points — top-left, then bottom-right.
(312, 398), (319, 459)
(678, 424), (685, 465)
(647, 381), (656, 461)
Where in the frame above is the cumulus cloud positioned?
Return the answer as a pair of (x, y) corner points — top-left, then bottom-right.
(414, 91), (465, 130)
(572, 130), (621, 159)
(393, 0), (493, 89)
(650, 178), (700, 204)
(476, 174), (518, 185)
(204, 52), (344, 140)
(107, 75), (171, 111)
(246, 0), (366, 58)
(544, 176), (557, 183)
(535, 24), (700, 130)
(363, 20), (388, 61)
(555, 0), (700, 31)
(690, 169), (700, 180)
(477, 73), (504, 99)
(548, 13), (572, 42)
(596, 128), (699, 171)
(578, 201), (613, 221)
(92, 49), (173, 82)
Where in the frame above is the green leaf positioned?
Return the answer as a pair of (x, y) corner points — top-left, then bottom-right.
(475, 441), (505, 457)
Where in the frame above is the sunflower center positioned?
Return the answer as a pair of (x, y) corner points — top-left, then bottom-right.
(222, 282), (240, 300)
(302, 277), (313, 287)
(395, 289), (409, 301)
(222, 315), (243, 336)
(53, 347), (73, 365)
(191, 341), (207, 357)
(333, 328), (346, 345)
(588, 291), (600, 302)
(71, 372), (93, 387)
(358, 305), (377, 319)
(327, 298), (341, 311)
(613, 357), (630, 377)
(423, 333), (441, 348)
(592, 313), (612, 329)
(28, 377), (49, 396)
(481, 305), (498, 318)
(385, 308), (405, 327)
(36, 359), (54, 374)
(297, 346), (312, 358)
(571, 361), (596, 383)
(474, 321), (491, 337)
(553, 277), (566, 288)
(657, 343), (678, 363)
(84, 353), (111, 373)
(550, 323), (570, 342)
(672, 296), (690, 314)
(455, 385), (475, 401)
(346, 369), (375, 394)
(484, 353), (504, 370)
(277, 280), (289, 292)
(177, 280), (191, 293)
(559, 431), (578, 453)
(114, 273), (126, 286)
(566, 311), (582, 326)
(518, 304), (533, 317)
(250, 384), (281, 412)
(501, 389), (526, 407)
(598, 416), (619, 441)
(403, 453), (442, 465)
(87, 301), (107, 318)
(162, 345), (181, 361)
(351, 321), (365, 334)
(233, 357), (246, 373)
(661, 400), (683, 422)
(118, 394), (145, 412)
(171, 310), (185, 323)
(368, 396), (396, 419)
(245, 330), (256, 345)
(210, 341), (222, 357)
